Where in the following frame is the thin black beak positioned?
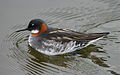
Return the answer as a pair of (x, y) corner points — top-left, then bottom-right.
(16, 28), (28, 32)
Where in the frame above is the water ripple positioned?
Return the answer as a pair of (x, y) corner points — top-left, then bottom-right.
(4, 28), (110, 75)
(3, 6), (120, 75)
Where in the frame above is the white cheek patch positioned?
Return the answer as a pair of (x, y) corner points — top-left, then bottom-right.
(31, 30), (39, 33)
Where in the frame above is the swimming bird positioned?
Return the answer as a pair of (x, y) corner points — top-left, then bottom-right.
(16, 19), (109, 55)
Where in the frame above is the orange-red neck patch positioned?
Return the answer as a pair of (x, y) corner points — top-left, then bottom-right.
(32, 24), (48, 37)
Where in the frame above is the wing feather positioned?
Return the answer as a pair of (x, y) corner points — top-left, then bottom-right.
(44, 28), (109, 42)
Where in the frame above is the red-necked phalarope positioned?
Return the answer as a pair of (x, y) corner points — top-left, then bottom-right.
(16, 19), (109, 55)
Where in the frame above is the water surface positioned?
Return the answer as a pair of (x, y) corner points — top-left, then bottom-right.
(1, 0), (120, 75)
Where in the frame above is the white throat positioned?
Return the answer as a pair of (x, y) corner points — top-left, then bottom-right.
(31, 30), (39, 34)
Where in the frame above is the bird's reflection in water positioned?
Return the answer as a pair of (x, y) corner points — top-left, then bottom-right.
(26, 44), (110, 75)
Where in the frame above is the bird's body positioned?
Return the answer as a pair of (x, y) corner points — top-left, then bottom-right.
(16, 19), (109, 55)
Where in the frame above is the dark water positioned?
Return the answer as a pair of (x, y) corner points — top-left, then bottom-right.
(1, 0), (120, 75)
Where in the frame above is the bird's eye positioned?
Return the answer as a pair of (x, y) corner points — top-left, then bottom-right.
(32, 24), (34, 26)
